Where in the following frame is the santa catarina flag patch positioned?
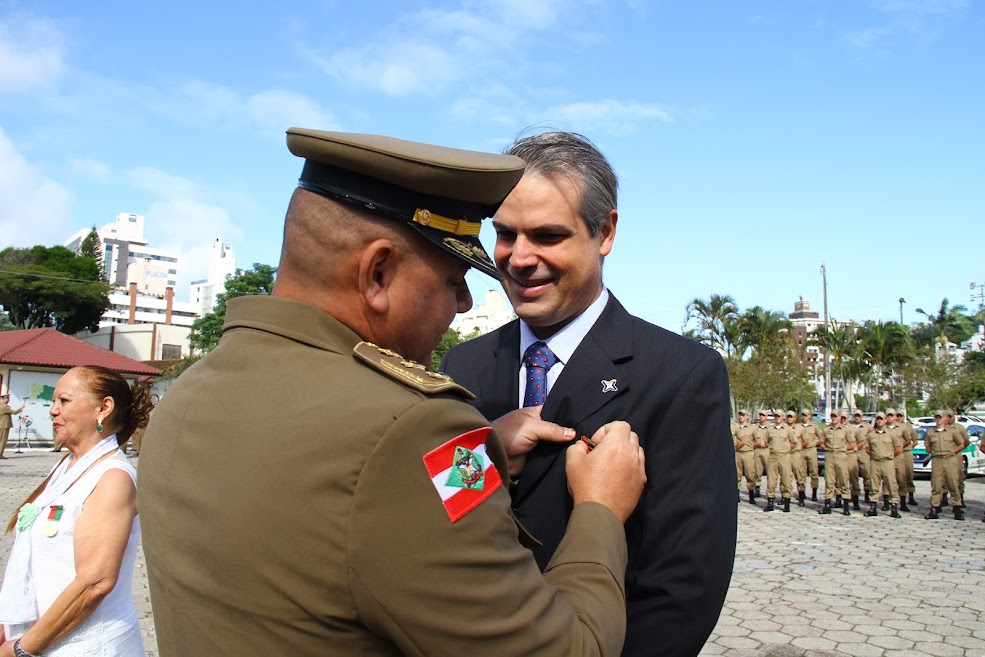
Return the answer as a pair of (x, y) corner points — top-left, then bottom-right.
(423, 427), (502, 523)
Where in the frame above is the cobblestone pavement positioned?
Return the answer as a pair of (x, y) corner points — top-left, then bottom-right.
(3, 449), (984, 656)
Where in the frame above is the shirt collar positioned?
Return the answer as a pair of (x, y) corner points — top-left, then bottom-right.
(519, 288), (609, 366)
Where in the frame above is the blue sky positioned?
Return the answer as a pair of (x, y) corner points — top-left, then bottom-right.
(2, 0), (983, 333)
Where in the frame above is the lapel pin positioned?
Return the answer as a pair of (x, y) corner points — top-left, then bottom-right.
(601, 379), (618, 393)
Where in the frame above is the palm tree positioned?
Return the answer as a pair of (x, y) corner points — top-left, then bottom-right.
(683, 294), (740, 356)
(808, 319), (861, 412)
(859, 320), (910, 407)
(915, 297), (972, 349)
(738, 306), (792, 357)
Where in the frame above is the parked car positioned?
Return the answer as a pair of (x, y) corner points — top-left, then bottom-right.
(912, 422), (985, 477)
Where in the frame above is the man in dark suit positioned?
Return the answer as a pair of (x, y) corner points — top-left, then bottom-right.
(442, 131), (736, 657)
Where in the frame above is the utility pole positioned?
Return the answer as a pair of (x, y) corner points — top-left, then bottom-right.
(820, 262), (831, 415)
(972, 281), (985, 312)
(899, 297), (906, 420)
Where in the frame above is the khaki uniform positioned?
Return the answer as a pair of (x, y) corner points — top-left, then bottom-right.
(799, 422), (822, 490)
(0, 400), (23, 456)
(734, 424), (757, 492)
(926, 427), (964, 507)
(140, 296), (630, 657)
(853, 421), (872, 496)
(822, 426), (850, 500)
(887, 424), (906, 497)
(868, 429), (902, 504)
(789, 422), (806, 492)
(752, 425), (770, 487)
(731, 421), (741, 486)
(951, 423), (971, 501)
(898, 422), (917, 495)
(767, 423), (797, 499)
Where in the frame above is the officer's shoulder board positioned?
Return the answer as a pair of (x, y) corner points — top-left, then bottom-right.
(353, 341), (475, 399)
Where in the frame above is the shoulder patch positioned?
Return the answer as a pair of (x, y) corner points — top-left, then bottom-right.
(422, 427), (502, 523)
(353, 341), (475, 399)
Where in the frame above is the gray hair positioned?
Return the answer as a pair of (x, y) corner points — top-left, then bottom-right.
(505, 131), (618, 237)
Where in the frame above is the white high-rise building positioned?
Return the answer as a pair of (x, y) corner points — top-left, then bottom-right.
(64, 213), (180, 296)
(450, 290), (516, 336)
(189, 238), (237, 316)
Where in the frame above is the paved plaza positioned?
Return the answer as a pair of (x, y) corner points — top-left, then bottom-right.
(2, 449), (984, 656)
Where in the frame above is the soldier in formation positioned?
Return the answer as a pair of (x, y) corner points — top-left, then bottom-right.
(764, 409), (797, 512)
(733, 410), (758, 504)
(923, 410), (965, 520)
(798, 408), (822, 504)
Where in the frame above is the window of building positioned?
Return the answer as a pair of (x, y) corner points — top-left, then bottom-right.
(161, 344), (182, 359)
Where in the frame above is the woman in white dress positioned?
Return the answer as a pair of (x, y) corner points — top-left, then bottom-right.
(0, 365), (152, 657)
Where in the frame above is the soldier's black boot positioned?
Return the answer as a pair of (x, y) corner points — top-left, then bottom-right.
(881, 495), (890, 511)
(908, 492), (918, 506)
(755, 487), (761, 498)
(811, 487), (818, 502)
(890, 503), (901, 518)
(748, 490), (756, 505)
(852, 495), (861, 511)
(954, 506), (965, 521)
(864, 490), (871, 503)
(924, 506), (940, 520)
(899, 498), (910, 512)
(842, 499), (851, 516)
(782, 497), (791, 512)
(818, 500), (832, 514)
(764, 498), (775, 512)
(942, 492), (949, 506)
(798, 491), (806, 507)
(835, 495), (842, 506)
(864, 503), (878, 517)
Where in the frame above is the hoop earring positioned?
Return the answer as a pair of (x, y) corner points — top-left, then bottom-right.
(97, 420), (104, 433)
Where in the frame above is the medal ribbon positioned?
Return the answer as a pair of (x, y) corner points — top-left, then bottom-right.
(47, 506), (63, 522)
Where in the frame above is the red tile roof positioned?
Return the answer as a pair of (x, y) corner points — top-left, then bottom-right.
(0, 328), (162, 376)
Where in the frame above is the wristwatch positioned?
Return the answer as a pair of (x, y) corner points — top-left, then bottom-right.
(13, 639), (40, 657)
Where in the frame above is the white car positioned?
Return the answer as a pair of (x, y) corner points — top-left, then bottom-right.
(913, 421), (985, 477)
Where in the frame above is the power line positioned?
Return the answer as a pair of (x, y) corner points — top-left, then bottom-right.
(0, 269), (108, 285)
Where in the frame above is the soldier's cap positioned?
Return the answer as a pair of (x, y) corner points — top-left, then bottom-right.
(800, 408), (811, 416)
(785, 410), (795, 418)
(852, 410), (863, 416)
(885, 407), (898, 415)
(933, 409), (947, 418)
(874, 411), (886, 420)
(944, 409), (956, 417)
(738, 409), (749, 416)
(757, 410), (768, 416)
(286, 128), (526, 279)
(841, 410), (850, 418)
(773, 409), (784, 417)
(0, 393), (8, 398)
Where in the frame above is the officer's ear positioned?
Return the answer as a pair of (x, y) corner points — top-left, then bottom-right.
(358, 238), (399, 314)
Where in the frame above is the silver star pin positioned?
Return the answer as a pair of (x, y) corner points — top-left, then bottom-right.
(601, 379), (618, 393)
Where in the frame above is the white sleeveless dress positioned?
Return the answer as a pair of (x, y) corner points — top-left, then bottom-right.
(7, 454), (146, 656)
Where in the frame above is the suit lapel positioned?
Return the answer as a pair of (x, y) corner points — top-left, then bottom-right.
(514, 296), (635, 503)
(475, 321), (521, 421)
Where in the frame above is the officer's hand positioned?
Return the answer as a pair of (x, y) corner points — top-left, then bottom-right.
(491, 407), (576, 477)
(565, 421), (646, 523)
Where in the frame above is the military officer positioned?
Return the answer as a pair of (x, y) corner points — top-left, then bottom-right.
(944, 409), (971, 507)
(864, 412), (902, 518)
(765, 410), (797, 512)
(752, 410), (771, 497)
(896, 411), (919, 507)
(139, 129), (648, 657)
(817, 411), (837, 506)
(884, 409), (910, 512)
(851, 410), (873, 504)
(731, 418), (741, 499)
(0, 393), (24, 458)
(798, 408), (822, 503)
(734, 410), (757, 505)
(818, 411), (851, 515)
(924, 410), (964, 520)
(785, 410), (807, 506)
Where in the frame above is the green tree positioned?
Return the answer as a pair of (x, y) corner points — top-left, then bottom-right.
(430, 327), (480, 371)
(808, 320), (862, 412)
(0, 246), (111, 334)
(190, 263), (277, 353)
(78, 227), (106, 281)
(738, 306), (792, 357)
(915, 297), (973, 347)
(858, 320), (910, 409)
(730, 338), (814, 411)
(683, 294), (741, 356)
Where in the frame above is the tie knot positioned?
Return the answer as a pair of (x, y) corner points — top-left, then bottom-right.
(523, 341), (557, 370)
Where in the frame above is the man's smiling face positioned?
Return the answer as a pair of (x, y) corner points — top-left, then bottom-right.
(492, 172), (616, 339)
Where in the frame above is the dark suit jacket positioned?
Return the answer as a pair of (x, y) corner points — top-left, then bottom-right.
(442, 295), (736, 657)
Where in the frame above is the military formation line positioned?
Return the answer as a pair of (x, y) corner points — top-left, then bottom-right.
(731, 407), (976, 521)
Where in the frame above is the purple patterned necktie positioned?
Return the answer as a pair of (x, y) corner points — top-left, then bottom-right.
(522, 341), (558, 407)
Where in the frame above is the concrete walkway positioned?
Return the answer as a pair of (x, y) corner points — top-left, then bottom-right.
(2, 449), (984, 656)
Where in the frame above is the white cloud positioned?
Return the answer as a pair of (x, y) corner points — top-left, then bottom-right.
(125, 167), (244, 292)
(0, 127), (74, 247)
(68, 158), (112, 183)
(151, 81), (338, 137)
(846, 0), (969, 51)
(542, 100), (674, 136)
(302, 0), (570, 97)
(0, 17), (65, 94)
